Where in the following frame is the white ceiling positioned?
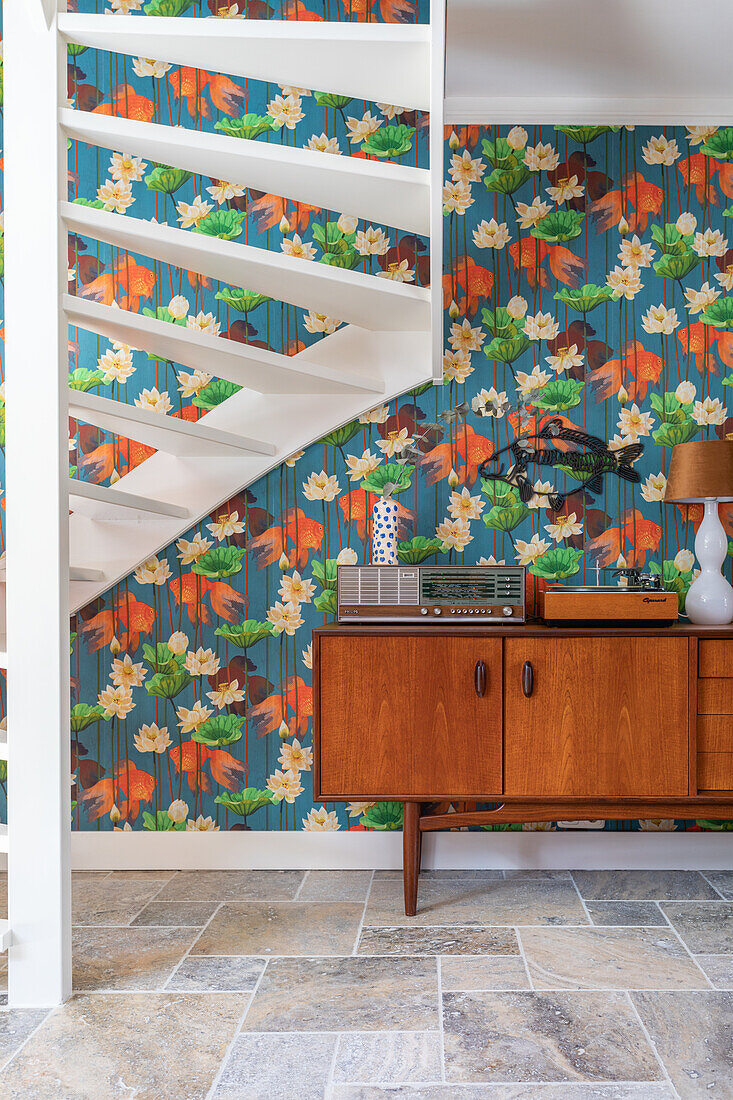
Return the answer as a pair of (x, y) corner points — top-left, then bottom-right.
(444, 0), (733, 124)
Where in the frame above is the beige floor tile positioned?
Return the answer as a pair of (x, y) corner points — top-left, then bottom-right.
(131, 901), (220, 927)
(632, 990), (733, 1099)
(156, 869), (303, 902)
(571, 871), (719, 901)
(212, 1032), (337, 1099)
(71, 877), (167, 925)
(695, 955), (733, 988)
(333, 1031), (442, 1084)
(660, 902), (733, 953)
(165, 955), (265, 992)
(193, 901), (364, 956)
(364, 877), (589, 927)
(0, 993), (248, 1100)
(442, 990), (662, 1083)
(520, 926), (709, 990)
(297, 870), (373, 902)
(0, 1009), (50, 1072)
(329, 1086), (676, 1098)
(72, 926), (198, 991)
(357, 926), (518, 956)
(440, 955), (530, 991)
(243, 956), (439, 1032)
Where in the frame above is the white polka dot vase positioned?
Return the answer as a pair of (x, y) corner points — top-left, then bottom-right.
(371, 497), (399, 565)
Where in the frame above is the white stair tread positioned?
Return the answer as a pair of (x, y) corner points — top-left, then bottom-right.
(69, 476), (190, 521)
(0, 560), (104, 584)
(64, 295), (383, 397)
(69, 389), (276, 459)
(58, 14), (430, 111)
(68, 326), (431, 613)
(61, 109), (430, 237)
(0, 729), (6, 762)
(62, 203), (431, 334)
(0, 919), (10, 950)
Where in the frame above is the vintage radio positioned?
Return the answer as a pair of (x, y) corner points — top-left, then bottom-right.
(337, 565), (525, 623)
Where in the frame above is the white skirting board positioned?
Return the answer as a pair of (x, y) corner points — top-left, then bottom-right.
(35, 831), (733, 872)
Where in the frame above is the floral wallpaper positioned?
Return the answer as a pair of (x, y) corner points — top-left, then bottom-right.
(2, 3), (733, 836)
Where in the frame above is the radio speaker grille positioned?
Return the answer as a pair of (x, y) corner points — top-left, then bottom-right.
(338, 567), (419, 606)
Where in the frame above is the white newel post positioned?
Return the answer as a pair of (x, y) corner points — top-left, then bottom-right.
(5, 0), (72, 1005)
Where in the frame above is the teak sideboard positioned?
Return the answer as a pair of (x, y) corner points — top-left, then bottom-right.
(312, 623), (733, 914)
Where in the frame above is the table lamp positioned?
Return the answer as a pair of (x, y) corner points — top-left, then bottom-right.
(665, 439), (733, 625)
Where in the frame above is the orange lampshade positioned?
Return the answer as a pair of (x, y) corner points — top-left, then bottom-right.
(665, 440), (733, 503)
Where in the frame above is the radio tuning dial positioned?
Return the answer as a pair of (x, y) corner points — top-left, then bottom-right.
(433, 607), (442, 616)
(502, 606), (513, 617)
(420, 607), (428, 616)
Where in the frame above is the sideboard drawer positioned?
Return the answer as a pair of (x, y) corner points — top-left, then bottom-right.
(698, 715), (733, 753)
(698, 753), (733, 791)
(699, 641), (733, 677)
(698, 679), (733, 714)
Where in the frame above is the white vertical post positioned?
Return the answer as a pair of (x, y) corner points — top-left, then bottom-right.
(4, 0), (72, 1005)
(429, 0), (446, 383)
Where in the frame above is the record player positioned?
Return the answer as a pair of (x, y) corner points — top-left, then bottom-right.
(539, 568), (679, 626)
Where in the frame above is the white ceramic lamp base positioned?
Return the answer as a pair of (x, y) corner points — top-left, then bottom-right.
(686, 499), (733, 625)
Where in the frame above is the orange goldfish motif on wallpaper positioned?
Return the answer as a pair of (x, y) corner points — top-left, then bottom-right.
(79, 595), (156, 655)
(589, 172), (664, 235)
(78, 257), (155, 313)
(168, 67), (246, 119)
(249, 676), (312, 742)
(588, 342), (665, 403)
(507, 238), (586, 289)
(80, 761), (155, 823)
(93, 84), (156, 124)
(420, 425), (494, 486)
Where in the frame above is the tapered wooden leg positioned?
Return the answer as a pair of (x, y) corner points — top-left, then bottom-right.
(403, 802), (421, 916)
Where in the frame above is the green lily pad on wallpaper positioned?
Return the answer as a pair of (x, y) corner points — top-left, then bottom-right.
(144, 0), (193, 13)
(480, 477), (521, 506)
(481, 306), (521, 339)
(724, 206), (733, 219)
(145, 669), (193, 701)
(142, 641), (182, 675)
(481, 137), (521, 169)
(192, 546), (246, 580)
(193, 209), (246, 241)
(311, 558), (339, 592)
(320, 250), (362, 270)
(142, 305), (187, 327)
(651, 222), (693, 255)
(408, 380), (433, 398)
(320, 421), (362, 448)
(215, 287), (272, 313)
(650, 392), (692, 421)
(554, 284), (615, 313)
(67, 43), (88, 57)
(145, 164), (193, 195)
(653, 251), (701, 281)
(555, 125), (620, 144)
(396, 536), (443, 564)
(701, 297), (733, 329)
(484, 335), (531, 365)
(142, 810), (185, 831)
(532, 378), (585, 411)
(360, 802), (403, 830)
(70, 703), (110, 733)
(314, 589), (338, 616)
(68, 368), (105, 392)
(214, 114), (274, 140)
(696, 820), (733, 830)
(72, 197), (104, 210)
(193, 714), (245, 748)
(483, 502), (531, 533)
(313, 91), (354, 110)
(215, 620), (274, 649)
(723, 374), (733, 388)
(361, 462), (415, 497)
(531, 210), (585, 243)
(529, 547), (584, 580)
(312, 221), (356, 254)
(653, 417), (699, 448)
(362, 124), (415, 159)
(484, 164), (530, 196)
(193, 378), (243, 411)
(701, 127), (733, 160)
(215, 787), (274, 818)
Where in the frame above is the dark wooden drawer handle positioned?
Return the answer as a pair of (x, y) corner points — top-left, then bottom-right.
(474, 659), (487, 697)
(522, 660), (534, 697)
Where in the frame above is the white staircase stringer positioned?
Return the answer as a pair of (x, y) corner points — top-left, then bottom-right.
(69, 326), (430, 613)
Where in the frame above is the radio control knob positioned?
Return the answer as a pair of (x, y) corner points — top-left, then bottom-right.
(433, 607), (442, 616)
(486, 608), (493, 615)
(420, 607), (428, 616)
(502, 606), (513, 617)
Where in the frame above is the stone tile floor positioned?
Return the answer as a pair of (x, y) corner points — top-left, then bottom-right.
(0, 869), (732, 1097)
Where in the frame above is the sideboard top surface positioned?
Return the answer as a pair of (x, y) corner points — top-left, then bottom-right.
(313, 622), (733, 639)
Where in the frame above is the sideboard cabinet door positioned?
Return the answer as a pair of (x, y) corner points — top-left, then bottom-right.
(315, 634), (503, 800)
(504, 636), (689, 798)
